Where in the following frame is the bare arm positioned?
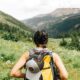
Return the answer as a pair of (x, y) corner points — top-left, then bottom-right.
(53, 53), (68, 80)
(10, 51), (29, 78)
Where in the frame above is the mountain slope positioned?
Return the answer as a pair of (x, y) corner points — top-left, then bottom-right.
(0, 11), (32, 31)
(0, 11), (32, 41)
(23, 8), (80, 37)
(46, 14), (80, 37)
(23, 8), (80, 28)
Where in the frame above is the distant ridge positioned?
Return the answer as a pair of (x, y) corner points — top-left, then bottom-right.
(23, 8), (80, 38)
(49, 8), (80, 16)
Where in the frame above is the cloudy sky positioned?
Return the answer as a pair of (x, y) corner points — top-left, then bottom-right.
(0, 0), (80, 20)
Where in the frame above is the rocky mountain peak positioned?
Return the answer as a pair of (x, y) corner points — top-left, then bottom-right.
(50, 8), (80, 17)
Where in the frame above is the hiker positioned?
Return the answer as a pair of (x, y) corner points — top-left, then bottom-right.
(10, 30), (68, 80)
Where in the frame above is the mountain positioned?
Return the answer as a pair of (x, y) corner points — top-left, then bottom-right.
(0, 11), (32, 41)
(23, 8), (80, 37)
(48, 8), (80, 17)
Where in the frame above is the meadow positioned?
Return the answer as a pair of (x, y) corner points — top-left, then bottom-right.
(0, 38), (80, 80)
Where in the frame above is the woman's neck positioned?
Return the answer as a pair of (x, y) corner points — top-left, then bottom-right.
(37, 44), (47, 48)
(36, 46), (47, 50)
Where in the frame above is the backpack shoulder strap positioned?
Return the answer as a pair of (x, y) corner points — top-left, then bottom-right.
(29, 48), (35, 56)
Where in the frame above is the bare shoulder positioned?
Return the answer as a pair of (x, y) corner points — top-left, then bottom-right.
(21, 51), (30, 60)
(52, 52), (68, 79)
(52, 52), (61, 62)
(52, 52), (64, 68)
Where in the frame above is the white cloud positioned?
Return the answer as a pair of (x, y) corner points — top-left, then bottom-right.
(0, 0), (80, 20)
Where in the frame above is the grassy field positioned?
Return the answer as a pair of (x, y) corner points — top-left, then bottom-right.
(0, 38), (80, 80)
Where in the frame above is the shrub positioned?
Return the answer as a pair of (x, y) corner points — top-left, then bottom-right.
(69, 32), (80, 50)
(60, 37), (67, 46)
(2, 33), (19, 42)
(0, 53), (15, 61)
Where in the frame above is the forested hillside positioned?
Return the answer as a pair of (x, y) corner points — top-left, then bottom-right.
(0, 11), (33, 41)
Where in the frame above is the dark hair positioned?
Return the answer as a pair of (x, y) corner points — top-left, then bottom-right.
(33, 30), (48, 48)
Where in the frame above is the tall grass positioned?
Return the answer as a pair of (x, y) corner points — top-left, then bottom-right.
(0, 38), (80, 80)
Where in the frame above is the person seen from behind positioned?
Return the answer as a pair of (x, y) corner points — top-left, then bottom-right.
(10, 30), (68, 80)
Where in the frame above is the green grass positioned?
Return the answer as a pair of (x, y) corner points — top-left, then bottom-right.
(0, 38), (80, 80)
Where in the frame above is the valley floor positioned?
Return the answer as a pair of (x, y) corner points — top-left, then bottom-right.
(0, 38), (80, 80)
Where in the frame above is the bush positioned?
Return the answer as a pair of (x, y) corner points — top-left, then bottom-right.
(60, 37), (67, 46)
(69, 32), (80, 50)
(2, 33), (19, 42)
(0, 53), (15, 61)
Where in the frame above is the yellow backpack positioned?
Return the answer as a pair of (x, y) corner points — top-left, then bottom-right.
(25, 49), (60, 80)
(41, 55), (53, 80)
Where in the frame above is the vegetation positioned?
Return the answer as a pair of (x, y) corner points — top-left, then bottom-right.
(23, 8), (80, 38)
(0, 10), (80, 80)
(0, 38), (80, 80)
(47, 14), (80, 38)
(69, 31), (80, 50)
(60, 31), (80, 50)
(0, 11), (33, 42)
(60, 37), (67, 46)
(60, 33), (67, 46)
